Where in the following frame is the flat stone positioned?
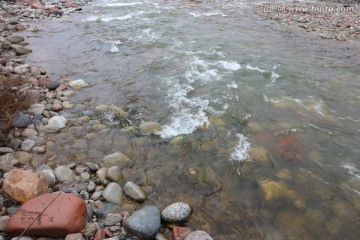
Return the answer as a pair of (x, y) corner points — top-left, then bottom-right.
(102, 152), (133, 168)
(2, 168), (48, 203)
(161, 202), (191, 223)
(21, 139), (36, 152)
(259, 179), (295, 201)
(102, 182), (123, 205)
(33, 146), (46, 154)
(5, 193), (86, 237)
(54, 166), (74, 182)
(7, 35), (24, 44)
(109, 106), (128, 119)
(123, 181), (146, 202)
(124, 205), (161, 239)
(83, 222), (97, 238)
(184, 231), (213, 240)
(48, 116), (67, 129)
(38, 125), (61, 134)
(91, 191), (102, 201)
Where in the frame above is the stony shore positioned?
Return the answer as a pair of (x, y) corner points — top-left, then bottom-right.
(254, 1), (360, 42)
(0, 1), (213, 240)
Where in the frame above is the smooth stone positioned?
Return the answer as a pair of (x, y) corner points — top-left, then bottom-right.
(87, 181), (96, 193)
(102, 152), (133, 168)
(11, 112), (32, 128)
(54, 166), (74, 182)
(104, 213), (123, 226)
(20, 128), (38, 137)
(184, 231), (213, 240)
(28, 103), (46, 115)
(139, 121), (162, 134)
(107, 166), (123, 182)
(102, 182), (123, 205)
(38, 125), (61, 134)
(20, 139), (35, 152)
(80, 172), (90, 181)
(0, 147), (14, 154)
(69, 79), (88, 89)
(7, 35), (24, 43)
(95, 203), (121, 219)
(4, 193), (86, 237)
(91, 191), (102, 201)
(155, 233), (170, 240)
(47, 81), (60, 90)
(15, 151), (32, 165)
(32, 146), (46, 154)
(124, 205), (161, 239)
(161, 202), (191, 222)
(83, 222), (97, 238)
(96, 167), (108, 182)
(2, 168), (48, 203)
(123, 181), (146, 202)
(14, 46), (32, 55)
(48, 116), (67, 129)
(37, 169), (56, 188)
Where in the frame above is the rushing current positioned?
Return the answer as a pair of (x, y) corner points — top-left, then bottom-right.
(24, 0), (360, 239)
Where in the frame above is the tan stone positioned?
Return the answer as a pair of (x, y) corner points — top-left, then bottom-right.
(2, 168), (48, 203)
(259, 179), (294, 201)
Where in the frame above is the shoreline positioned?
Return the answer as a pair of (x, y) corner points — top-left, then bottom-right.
(1, 0), (360, 240)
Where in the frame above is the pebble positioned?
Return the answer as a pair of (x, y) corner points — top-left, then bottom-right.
(21, 139), (35, 152)
(91, 191), (102, 201)
(32, 146), (46, 154)
(123, 181), (147, 202)
(87, 181), (96, 193)
(184, 230), (213, 240)
(96, 168), (108, 183)
(161, 202), (191, 223)
(48, 116), (67, 129)
(47, 81), (60, 90)
(65, 233), (84, 240)
(107, 166), (123, 182)
(54, 166), (74, 182)
(95, 203), (121, 219)
(0, 147), (14, 154)
(11, 112), (32, 128)
(69, 79), (88, 89)
(104, 213), (123, 226)
(0, 216), (10, 231)
(102, 182), (123, 205)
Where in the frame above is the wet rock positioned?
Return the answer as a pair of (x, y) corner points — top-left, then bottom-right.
(28, 103), (46, 115)
(249, 146), (269, 163)
(33, 146), (46, 154)
(110, 106), (128, 119)
(10, 237), (33, 240)
(0, 147), (14, 154)
(104, 213), (123, 226)
(2, 168), (48, 203)
(96, 167), (108, 182)
(37, 77), (53, 87)
(123, 181), (146, 202)
(47, 81), (60, 90)
(14, 46), (32, 55)
(102, 152), (133, 168)
(15, 151), (32, 165)
(161, 202), (191, 222)
(7, 35), (24, 44)
(21, 128), (38, 137)
(172, 227), (192, 240)
(124, 205), (161, 239)
(139, 121), (162, 134)
(259, 179), (295, 201)
(5, 193), (86, 237)
(102, 182), (123, 205)
(48, 116), (67, 129)
(107, 166), (123, 182)
(275, 135), (306, 161)
(21, 139), (35, 152)
(69, 79), (88, 89)
(95, 203), (121, 219)
(184, 231), (213, 240)
(54, 166), (74, 182)
(62, 101), (74, 109)
(11, 112), (32, 128)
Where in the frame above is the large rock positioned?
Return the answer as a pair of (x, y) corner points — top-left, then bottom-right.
(124, 205), (161, 239)
(4, 193), (86, 237)
(123, 181), (146, 202)
(161, 202), (191, 222)
(102, 182), (123, 205)
(184, 231), (213, 240)
(101, 152), (133, 168)
(2, 168), (48, 203)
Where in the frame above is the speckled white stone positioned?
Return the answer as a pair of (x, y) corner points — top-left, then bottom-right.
(161, 202), (191, 222)
(184, 230), (213, 240)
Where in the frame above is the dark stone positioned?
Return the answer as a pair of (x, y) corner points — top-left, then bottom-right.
(95, 203), (121, 219)
(47, 81), (60, 91)
(124, 205), (161, 239)
(6, 138), (22, 149)
(88, 163), (101, 172)
(11, 112), (32, 128)
(0, 134), (11, 147)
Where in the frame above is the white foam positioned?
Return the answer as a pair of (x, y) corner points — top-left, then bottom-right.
(84, 11), (145, 22)
(229, 133), (251, 162)
(245, 64), (266, 73)
(188, 11), (227, 17)
(342, 163), (360, 181)
(109, 42), (119, 53)
(218, 60), (241, 71)
(98, 2), (142, 7)
(227, 81), (238, 89)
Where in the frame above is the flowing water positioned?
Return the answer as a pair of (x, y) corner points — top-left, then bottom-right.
(24, 0), (360, 239)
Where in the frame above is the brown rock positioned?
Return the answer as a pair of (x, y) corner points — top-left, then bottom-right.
(14, 151), (33, 165)
(4, 193), (87, 237)
(172, 227), (192, 240)
(15, 24), (27, 31)
(51, 104), (64, 112)
(31, 4), (45, 9)
(37, 78), (53, 87)
(2, 168), (48, 203)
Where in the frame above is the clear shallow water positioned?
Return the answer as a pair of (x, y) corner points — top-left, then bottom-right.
(24, 0), (360, 239)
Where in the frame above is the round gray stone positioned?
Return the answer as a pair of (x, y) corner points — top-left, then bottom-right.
(124, 205), (161, 239)
(184, 231), (213, 240)
(123, 181), (146, 202)
(161, 202), (191, 222)
(20, 139), (35, 152)
(102, 182), (123, 205)
(54, 165), (74, 182)
(104, 213), (123, 226)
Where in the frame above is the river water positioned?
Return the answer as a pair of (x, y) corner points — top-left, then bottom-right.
(24, 0), (360, 239)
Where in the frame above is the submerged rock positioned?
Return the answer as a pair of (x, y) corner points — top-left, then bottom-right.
(123, 181), (146, 202)
(139, 121), (162, 134)
(124, 205), (161, 239)
(102, 182), (123, 205)
(259, 179), (294, 201)
(102, 152), (133, 168)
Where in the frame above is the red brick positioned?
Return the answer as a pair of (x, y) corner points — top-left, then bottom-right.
(172, 227), (192, 240)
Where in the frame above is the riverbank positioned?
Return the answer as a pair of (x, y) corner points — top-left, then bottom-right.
(254, 1), (360, 42)
(0, 1), (213, 240)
